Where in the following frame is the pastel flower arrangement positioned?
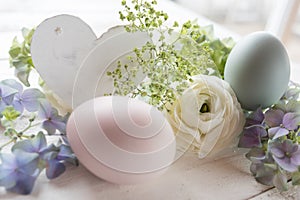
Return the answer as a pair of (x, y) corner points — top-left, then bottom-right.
(0, 80), (77, 194)
(239, 82), (300, 190)
(0, 0), (299, 195)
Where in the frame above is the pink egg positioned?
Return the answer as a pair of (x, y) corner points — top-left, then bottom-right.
(67, 96), (176, 184)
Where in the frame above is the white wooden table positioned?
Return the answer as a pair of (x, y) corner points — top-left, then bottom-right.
(0, 0), (300, 199)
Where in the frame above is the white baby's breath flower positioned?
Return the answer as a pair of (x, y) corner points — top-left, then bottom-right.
(167, 75), (245, 158)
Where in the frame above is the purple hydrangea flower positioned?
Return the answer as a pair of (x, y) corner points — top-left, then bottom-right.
(12, 132), (55, 159)
(269, 140), (300, 172)
(12, 132), (75, 180)
(0, 83), (18, 113)
(38, 100), (69, 135)
(43, 151), (66, 179)
(275, 100), (300, 114)
(0, 149), (39, 195)
(245, 107), (265, 127)
(238, 126), (267, 148)
(282, 81), (300, 100)
(249, 153), (276, 186)
(2, 79), (44, 113)
(42, 143), (78, 179)
(265, 109), (300, 139)
(246, 147), (266, 161)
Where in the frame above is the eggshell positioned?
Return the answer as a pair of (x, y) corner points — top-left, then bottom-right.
(66, 96), (176, 184)
(224, 32), (290, 110)
(31, 15), (149, 108)
(72, 26), (149, 107)
(31, 15), (97, 107)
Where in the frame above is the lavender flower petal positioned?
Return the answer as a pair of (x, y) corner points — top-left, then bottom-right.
(0, 169), (16, 188)
(42, 121), (57, 135)
(11, 94), (24, 113)
(46, 159), (66, 179)
(268, 127), (289, 140)
(13, 132), (47, 154)
(6, 173), (37, 195)
(38, 99), (68, 134)
(270, 146), (285, 158)
(291, 149), (300, 166)
(245, 107), (265, 127)
(2, 79), (23, 92)
(238, 126), (267, 148)
(283, 113), (300, 130)
(38, 99), (52, 119)
(273, 156), (298, 172)
(0, 150), (39, 195)
(270, 140), (300, 172)
(22, 89), (45, 112)
(265, 109), (285, 127)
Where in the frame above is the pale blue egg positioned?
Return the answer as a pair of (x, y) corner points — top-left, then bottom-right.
(224, 32), (290, 110)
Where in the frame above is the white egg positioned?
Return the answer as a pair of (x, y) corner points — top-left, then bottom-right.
(31, 15), (149, 108)
(224, 32), (290, 110)
(66, 96), (176, 184)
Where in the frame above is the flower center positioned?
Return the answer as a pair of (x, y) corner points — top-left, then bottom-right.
(199, 103), (210, 113)
(285, 152), (291, 158)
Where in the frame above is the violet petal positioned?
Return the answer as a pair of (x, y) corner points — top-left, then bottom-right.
(273, 156), (298, 172)
(265, 109), (285, 127)
(268, 127), (289, 140)
(283, 113), (300, 131)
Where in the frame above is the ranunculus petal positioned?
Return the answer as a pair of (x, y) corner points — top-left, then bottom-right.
(167, 75), (245, 158)
(198, 122), (223, 158)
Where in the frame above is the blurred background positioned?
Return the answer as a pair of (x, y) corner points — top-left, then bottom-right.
(174, 0), (300, 64)
(0, 0), (300, 72)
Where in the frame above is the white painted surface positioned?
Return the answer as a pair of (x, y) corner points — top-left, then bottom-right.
(0, 0), (299, 199)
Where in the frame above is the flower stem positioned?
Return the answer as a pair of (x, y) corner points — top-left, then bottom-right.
(0, 138), (16, 150)
(19, 121), (41, 134)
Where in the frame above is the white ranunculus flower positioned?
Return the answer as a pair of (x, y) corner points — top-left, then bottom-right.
(167, 75), (245, 158)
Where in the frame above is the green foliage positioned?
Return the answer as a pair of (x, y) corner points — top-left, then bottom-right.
(9, 28), (35, 87)
(109, 0), (233, 110)
(1, 106), (20, 121)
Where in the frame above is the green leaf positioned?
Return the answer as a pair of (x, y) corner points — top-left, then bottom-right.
(273, 172), (288, 191)
(9, 27), (36, 86)
(9, 46), (21, 58)
(292, 171), (300, 185)
(1, 106), (21, 121)
(14, 65), (31, 87)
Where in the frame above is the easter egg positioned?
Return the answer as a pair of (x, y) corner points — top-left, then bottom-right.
(66, 96), (176, 184)
(224, 32), (290, 110)
(31, 15), (149, 108)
